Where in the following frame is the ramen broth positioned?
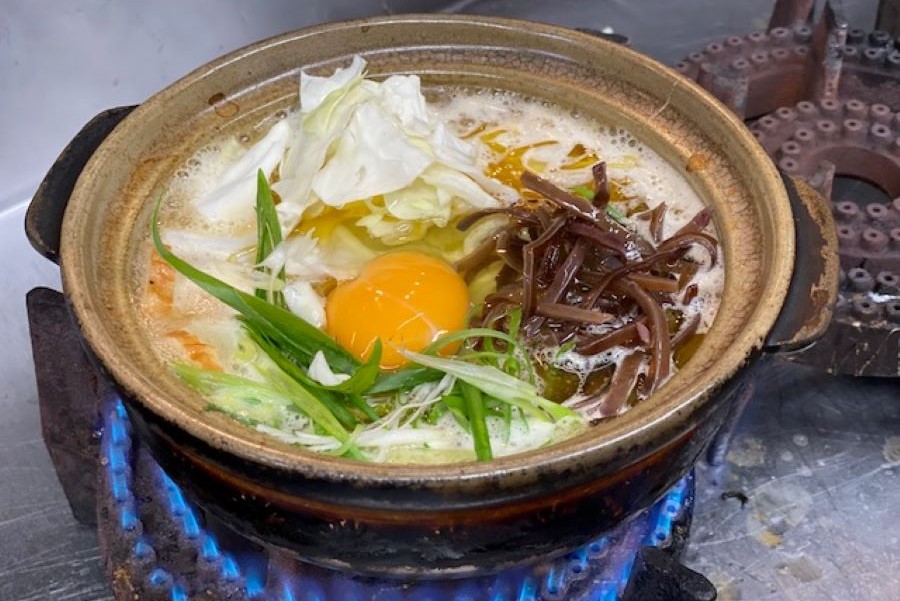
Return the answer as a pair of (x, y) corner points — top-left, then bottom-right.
(140, 67), (723, 464)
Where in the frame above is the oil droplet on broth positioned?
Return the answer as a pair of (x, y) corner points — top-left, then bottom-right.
(481, 131), (557, 194)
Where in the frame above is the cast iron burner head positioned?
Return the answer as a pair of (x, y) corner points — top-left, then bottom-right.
(675, 0), (900, 377)
(97, 400), (705, 601)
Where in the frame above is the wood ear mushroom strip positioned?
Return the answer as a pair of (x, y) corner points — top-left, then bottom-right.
(458, 163), (718, 410)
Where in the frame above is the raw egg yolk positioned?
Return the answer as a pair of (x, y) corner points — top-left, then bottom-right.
(325, 252), (470, 370)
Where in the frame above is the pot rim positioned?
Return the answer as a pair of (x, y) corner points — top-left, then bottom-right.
(60, 14), (793, 488)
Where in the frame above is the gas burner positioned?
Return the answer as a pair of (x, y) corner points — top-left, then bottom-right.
(750, 99), (900, 376)
(97, 399), (705, 601)
(673, 2), (900, 119)
(26, 287), (715, 601)
(675, 0), (900, 377)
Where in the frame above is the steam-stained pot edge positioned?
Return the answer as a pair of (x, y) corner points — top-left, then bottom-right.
(26, 15), (838, 574)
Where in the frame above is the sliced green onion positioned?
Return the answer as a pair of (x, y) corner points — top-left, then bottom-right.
(506, 307), (522, 340)
(348, 393), (379, 422)
(151, 190), (359, 374)
(424, 327), (521, 355)
(606, 203), (628, 225)
(460, 382), (492, 461)
(401, 351), (583, 423)
(324, 426), (366, 459)
(501, 402), (512, 443)
(367, 366), (444, 395)
(242, 317), (381, 396)
(176, 364), (289, 427)
(368, 323), (533, 395)
(569, 184), (629, 225)
(258, 365), (362, 458)
(330, 340), (381, 394)
(457, 351), (512, 364)
(175, 362), (359, 458)
(570, 184), (595, 201)
(569, 184), (628, 225)
(554, 340), (577, 359)
(441, 394), (470, 431)
(424, 401), (448, 425)
(254, 170), (286, 308)
(317, 393), (358, 430)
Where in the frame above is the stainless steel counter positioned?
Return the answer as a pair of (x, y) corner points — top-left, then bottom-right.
(0, 2), (894, 600)
(687, 360), (899, 601)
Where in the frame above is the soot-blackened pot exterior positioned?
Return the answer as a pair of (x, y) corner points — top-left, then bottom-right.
(27, 16), (839, 576)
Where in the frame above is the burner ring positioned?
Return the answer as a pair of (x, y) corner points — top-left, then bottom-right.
(675, 24), (900, 118)
(678, 13), (900, 376)
(749, 97), (899, 376)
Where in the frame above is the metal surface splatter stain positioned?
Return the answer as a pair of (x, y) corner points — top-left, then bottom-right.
(727, 436), (767, 467)
(883, 436), (900, 465)
(776, 554), (823, 584)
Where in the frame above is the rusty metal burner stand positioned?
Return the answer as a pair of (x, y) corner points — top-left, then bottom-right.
(677, 0), (900, 377)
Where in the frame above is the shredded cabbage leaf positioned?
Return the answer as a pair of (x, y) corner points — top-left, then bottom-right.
(193, 55), (510, 242)
(194, 120), (291, 223)
(153, 56), (599, 463)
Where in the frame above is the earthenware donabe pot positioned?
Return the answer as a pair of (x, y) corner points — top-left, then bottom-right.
(26, 15), (838, 577)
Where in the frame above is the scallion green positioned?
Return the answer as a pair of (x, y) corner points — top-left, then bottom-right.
(460, 382), (492, 461)
(254, 170), (286, 308)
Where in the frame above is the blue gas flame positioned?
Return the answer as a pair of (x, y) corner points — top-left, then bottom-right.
(102, 399), (692, 601)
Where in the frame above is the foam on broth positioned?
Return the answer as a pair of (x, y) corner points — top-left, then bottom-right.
(431, 89), (723, 333)
(137, 86), (725, 462)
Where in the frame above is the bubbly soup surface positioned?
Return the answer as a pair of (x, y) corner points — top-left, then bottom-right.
(139, 64), (723, 464)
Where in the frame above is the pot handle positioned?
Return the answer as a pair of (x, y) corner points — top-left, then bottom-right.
(25, 106), (137, 264)
(763, 174), (840, 352)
